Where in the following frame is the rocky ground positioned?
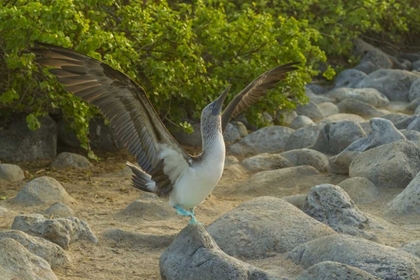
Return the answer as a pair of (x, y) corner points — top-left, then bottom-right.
(1, 38), (420, 279)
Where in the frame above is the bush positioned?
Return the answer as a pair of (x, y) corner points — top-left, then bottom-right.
(0, 0), (328, 152)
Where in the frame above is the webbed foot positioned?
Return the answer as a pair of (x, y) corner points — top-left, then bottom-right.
(174, 205), (200, 224)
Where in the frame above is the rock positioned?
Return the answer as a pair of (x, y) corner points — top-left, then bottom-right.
(336, 99), (386, 117)
(383, 170), (420, 217)
(282, 194), (306, 209)
(337, 177), (380, 204)
(0, 206), (8, 216)
(401, 129), (420, 146)
(225, 155), (239, 166)
(280, 149), (329, 173)
(287, 234), (420, 280)
(171, 122), (202, 147)
(296, 261), (381, 280)
(207, 197), (335, 259)
(303, 184), (375, 240)
(409, 79), (420, 101)
(160, 224), (279, 280)
(354, 49), (393, 74)
(356, 69), (420, 102)
(306, 83), (331, 95)
(0, 163), (24, 182)
(0, 115), (57, 163)
(224, 121), (248, 143)
(51, 152), (91, 169)
(327, 87), (390, 108)
(382, 113), (413, 126)
(280, 110), (298, 126)
(44, 202), (75, 218)
(400, 53), (420, 62)
(232, 166), (325, 198)
(241, 153), (291, 172)
(307, 92), (332, 104)
(11, 214), (98, 249)
(284, 123), (324, 151)
(316, 102), (339, 117)
(413, 60), (420, 71)
(311, 121), (366, 155)
(102, 228), (173, 249)
(289, 115), (313, 130)
(400, 240), (420, 258)
(339, 118), (406, 153)
(0, 238), (57, 280)
(228, 126), (294, 156)
(321, 113), (365, 123)
(0, 230), (70, 268)
(407, 97), (420, 111)
(333, 69), (367, 88)
(328, 151), (360, 175)
(120, 193), (174, 220)
(296, 101), (324, 121)
(407, 116), (420, 132)
(349, 140), (420, 188)
(57, 117), (121, 151)
(13, 176), (74, 206)
(394, 115), (418, 129)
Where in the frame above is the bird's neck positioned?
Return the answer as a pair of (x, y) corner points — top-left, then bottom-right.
(200, 118), (225, 159)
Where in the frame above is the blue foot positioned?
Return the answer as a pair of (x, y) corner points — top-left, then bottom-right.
(174, 205), (199, 224)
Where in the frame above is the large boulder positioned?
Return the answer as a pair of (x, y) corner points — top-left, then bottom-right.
(207, 197), (336, 259)
(409, 79), (420, 101)
(337, 177), (380, 204)
(0, 116), (57, 162)
(51, 152), (91, 169)
(349, 140), (420, 188)
(241, 153), (291, 172)
(336, 99), (386, 117)
(333, 69), (367, 88)
(356, 69), (420, 102)
(288, 234), (420, 280)
(160, 224), (280, 280)
(326, 87), (389, 107)
(0, 238), (57, 280)
(295, 101), (324, 121)
(280, 149), (329, 173)
(296, 261), (381, 280)
(13, 176), (74, 206)
(284, 123), (324, 151)
(228, 126), (294, 156)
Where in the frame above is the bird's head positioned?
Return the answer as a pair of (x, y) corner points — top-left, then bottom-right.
(201, 85), (231, 120)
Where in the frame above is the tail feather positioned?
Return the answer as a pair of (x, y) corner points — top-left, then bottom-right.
(126, 161), (156, 193)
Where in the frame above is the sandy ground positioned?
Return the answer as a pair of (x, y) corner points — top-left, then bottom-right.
(0, 148), (419, 279)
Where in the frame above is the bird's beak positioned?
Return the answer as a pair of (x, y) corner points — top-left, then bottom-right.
(212, 84), (231, 116)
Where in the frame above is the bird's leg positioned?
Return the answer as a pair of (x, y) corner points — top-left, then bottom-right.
(189, 207), (195, 215)
(174, 205), (199, 224)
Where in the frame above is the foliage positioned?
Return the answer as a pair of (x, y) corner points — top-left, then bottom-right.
(0, 0), (326, 148)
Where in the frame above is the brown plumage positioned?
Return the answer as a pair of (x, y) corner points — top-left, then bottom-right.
(30, 42), (298, 199)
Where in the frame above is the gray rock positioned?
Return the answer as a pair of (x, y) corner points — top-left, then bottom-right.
(321, 113), (365, 123)
(280, 149), (329, 173)
(120, 194), (174, 220)
(409, 79), (420, 101)
(307, 92), (333, 104)
(407, 97), (420, 111)
(207, 197), (335, 259)
(400, 240), (420, 258)
(356, 69), (420, 102)
(224, 121), (248, 143)
(225, 155), (239, 166)
(0, 230), (70, 268)
(11, 214), (98, 249)
(383, 170), (420, 217)
(303, 184), (375, 240)
(288, 234), (420, 280)
(336, 99), (386, 117)
(327, 87), (390, 108)
(0, 238), (57, 280)
(228, 126), (294, 156)
(316, 102), (339, 117)
(406, 116), (420, 132)
(328, 151), (360, 175)
(340, 118), (406, 153)
(281, 110), (298, 126)
(296, 261), (381, 280)
(311, 121), (366, 155)
(394, 115), (418, 129)
(51, 152), (91, 169)
(399, 53), (420, 62)
(306, 83), (330, 94)
(415, 106), (420, 115)
(401, 129), (420, 146)
(333, 69), (368, 88)
(296, 101), (324, 121)
(354, 49), (393, 74)
(102, 228), (173, 249)
(350, 140), (420, 188)
(289, 115), (313, 130)
(0, 115), (57, 163)
(160, 224), (280, 280)
(44, 202), (75, 218)
(13, 176), (74, 206)
(382, 113), (413, 126)
(282, 194), (306, 210)
(285, 123), (324, 151)
(0, 163), (24, 182)
(232, 166), (325, 198)
(413, 60), (420, 71)
(337, 177), (380, 204)
(241, 153), (291, 172)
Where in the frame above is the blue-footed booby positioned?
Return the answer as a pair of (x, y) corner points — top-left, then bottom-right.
(30, 42), (298, 223)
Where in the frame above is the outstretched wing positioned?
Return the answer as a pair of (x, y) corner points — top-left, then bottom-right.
(30, 42), (190, 196)
(221, 62), (299, 131)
